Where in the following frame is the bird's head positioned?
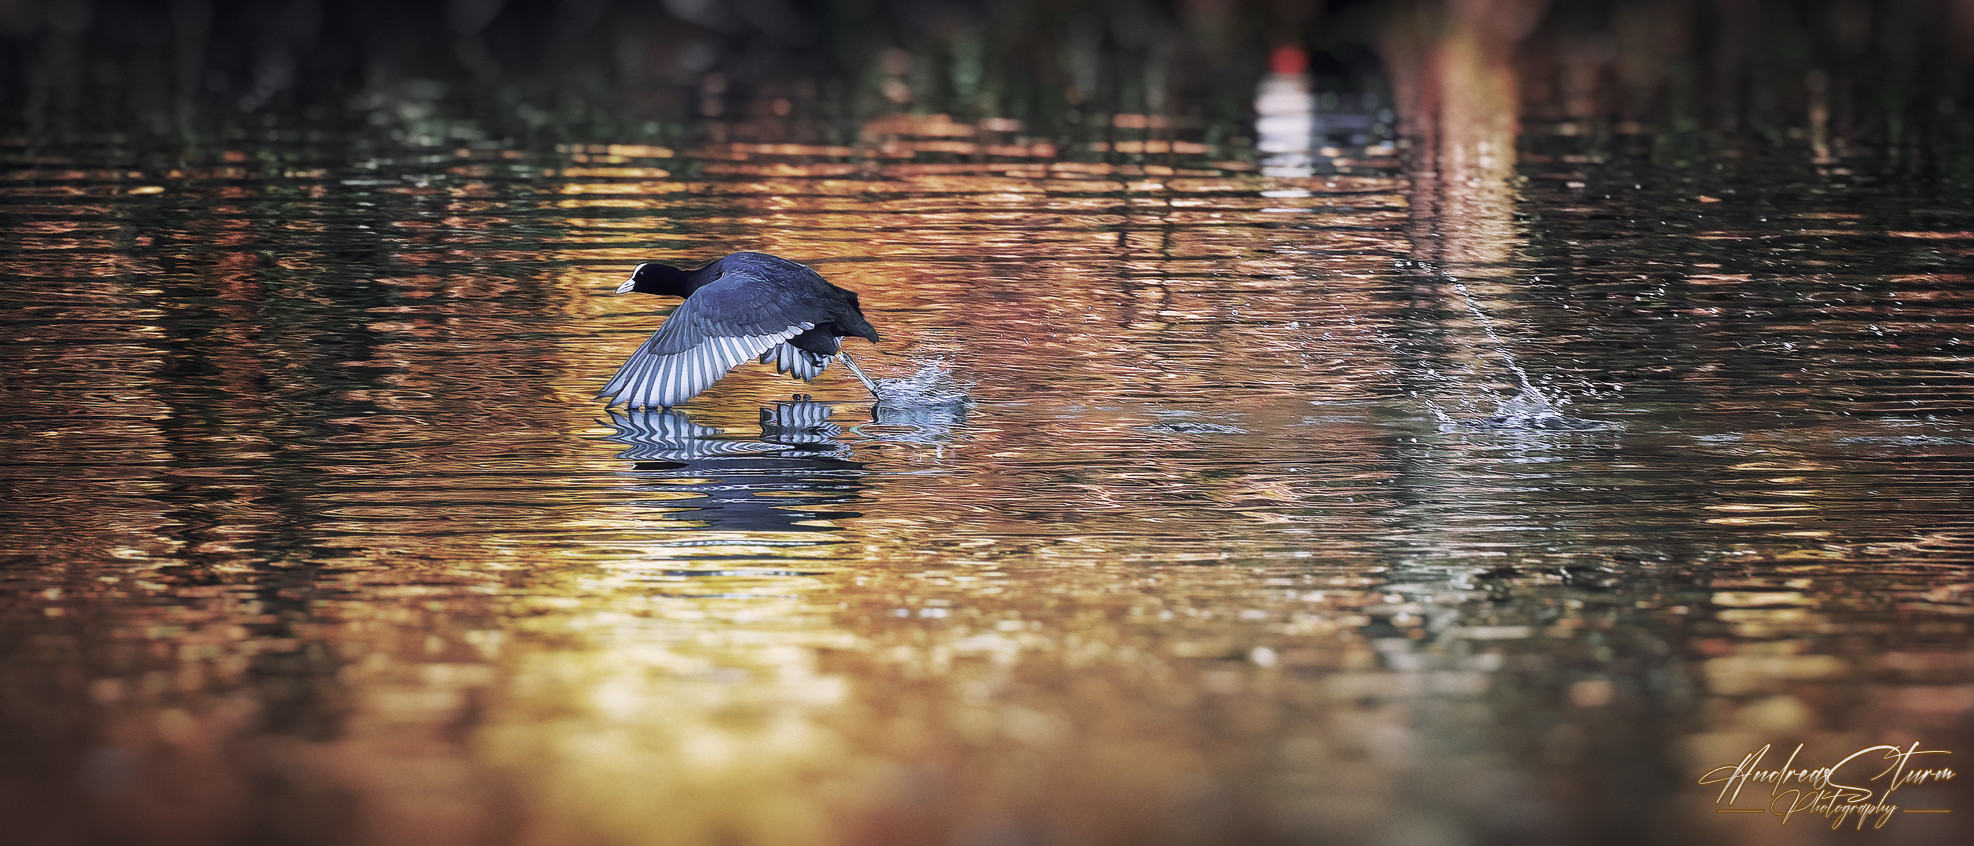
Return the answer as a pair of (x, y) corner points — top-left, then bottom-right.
(617, 263), (695, 297)
(842, 291), (881, 344)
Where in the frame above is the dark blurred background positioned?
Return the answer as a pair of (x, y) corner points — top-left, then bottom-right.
(2, 0), (1969, 147)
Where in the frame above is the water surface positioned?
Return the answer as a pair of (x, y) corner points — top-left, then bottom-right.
(3, 32), (1973, 846)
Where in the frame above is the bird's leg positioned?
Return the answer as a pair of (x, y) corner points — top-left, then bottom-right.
(837, 352), (884, 401)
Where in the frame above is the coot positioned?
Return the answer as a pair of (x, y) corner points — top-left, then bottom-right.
(598, 252), (882, 409)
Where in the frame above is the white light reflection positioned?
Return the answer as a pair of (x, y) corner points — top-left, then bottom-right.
(1255, 46), (1317, 180)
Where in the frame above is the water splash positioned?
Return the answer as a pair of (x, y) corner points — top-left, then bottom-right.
(1439, 384), (1619, 432)
(1433, 279), (1620, 433)
(846, 359), (973, 453)
(869, 359), (973, 408)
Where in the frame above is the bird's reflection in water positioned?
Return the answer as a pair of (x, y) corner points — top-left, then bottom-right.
(603, 399), (867, 534)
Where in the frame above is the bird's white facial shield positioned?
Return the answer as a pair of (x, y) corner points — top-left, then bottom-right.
(617, 263), (649, 294)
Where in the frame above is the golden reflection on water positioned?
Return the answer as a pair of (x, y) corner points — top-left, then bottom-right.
(4, 23), (1974, 846)
(541, 107), (1428, 568)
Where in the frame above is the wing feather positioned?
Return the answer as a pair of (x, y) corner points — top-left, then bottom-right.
(759, 343), (831, 381)
(600, 322), (818, 409)
(601, 258), (867, 408)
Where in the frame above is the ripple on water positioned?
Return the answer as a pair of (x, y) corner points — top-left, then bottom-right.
(3, 83), (1973, 846)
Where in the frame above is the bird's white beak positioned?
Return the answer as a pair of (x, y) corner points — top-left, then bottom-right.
(615, 278), (637, 294)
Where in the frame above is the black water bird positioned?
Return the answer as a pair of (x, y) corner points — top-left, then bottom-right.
(599, 252), (883, 409)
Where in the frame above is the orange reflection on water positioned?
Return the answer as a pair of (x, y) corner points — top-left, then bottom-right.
(1383, 0), (1539, 276)
(538, 108), (1418, 566)
(6, 30), (1974, 842)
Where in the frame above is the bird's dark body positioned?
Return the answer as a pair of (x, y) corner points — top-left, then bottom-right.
(598, 252), (880, 409)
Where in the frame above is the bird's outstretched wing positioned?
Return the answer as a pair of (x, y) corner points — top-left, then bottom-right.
(599, 283), (819, 408)
(598, 266), (844, 408)
(599, 322), (814, 409)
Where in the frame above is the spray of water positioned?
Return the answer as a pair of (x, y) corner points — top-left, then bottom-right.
(866, 358), (972, 408)
(1437, 278), (1618, 433)
(848, 358), (972, 455)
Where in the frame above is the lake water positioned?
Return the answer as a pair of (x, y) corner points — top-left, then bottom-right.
(3, 16), (1972, 846)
